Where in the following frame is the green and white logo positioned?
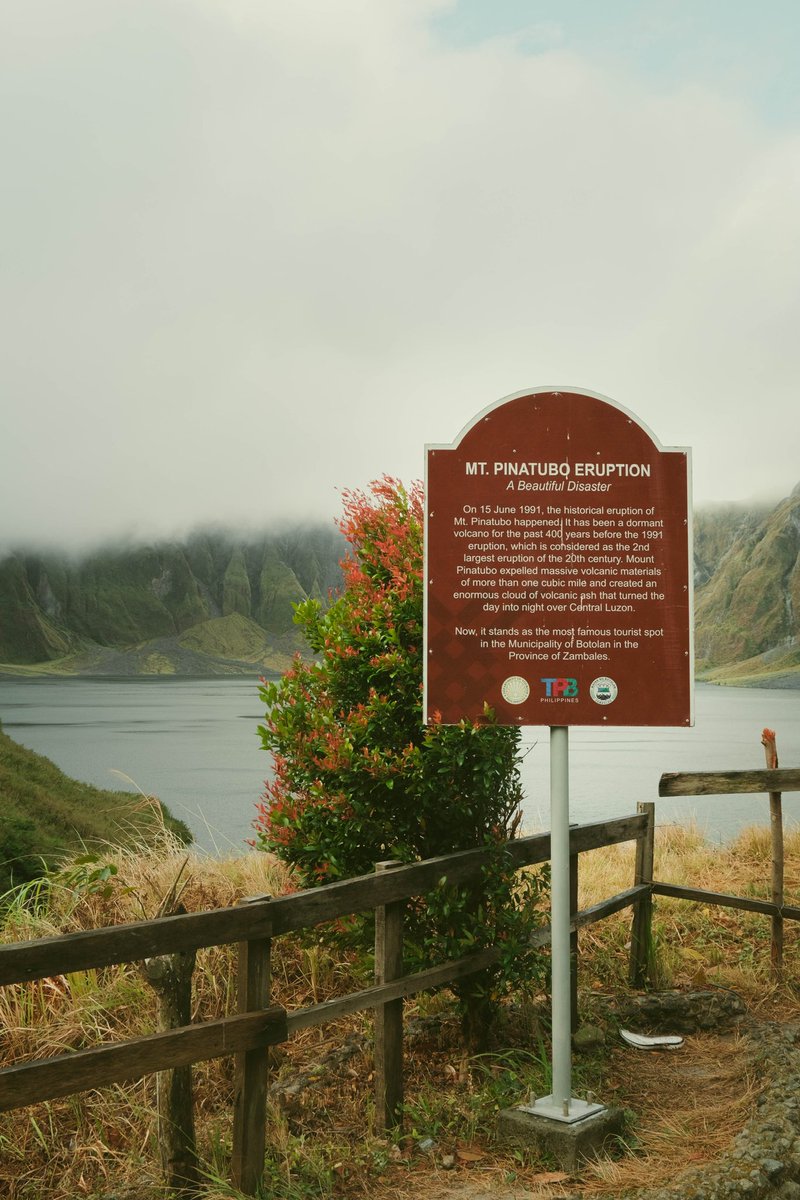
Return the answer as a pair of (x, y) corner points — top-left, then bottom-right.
(590, 677), (618, 705)
(501, 676), (530, 705)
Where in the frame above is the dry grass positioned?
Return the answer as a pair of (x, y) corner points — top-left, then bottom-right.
(0, 836), (368, 1199)
(577, 819), (800, 907)
(575, 820), (800, 1015)
(582, 1031), (758, 1196)
(2, 819), (800, 1198)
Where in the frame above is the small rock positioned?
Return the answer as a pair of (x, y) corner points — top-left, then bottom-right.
(418, 1137), (436, 1153)
(572, 1023), (605, 1052)
(761, 1157), (785, 1179)
(441, 1154), (456, 1170)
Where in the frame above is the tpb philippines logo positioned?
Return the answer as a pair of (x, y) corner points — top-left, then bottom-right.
(540, 677), (578, 698)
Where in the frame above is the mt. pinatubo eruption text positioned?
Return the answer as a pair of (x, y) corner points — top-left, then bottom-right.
(465, 461), (651, 493)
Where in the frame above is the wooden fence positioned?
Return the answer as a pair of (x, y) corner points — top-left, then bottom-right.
(2, 768), (799, 1196)
(0, 813), (649, 1196)
(654, 767), (800, 976)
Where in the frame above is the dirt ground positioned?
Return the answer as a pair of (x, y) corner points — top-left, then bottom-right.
(363, 1013), (771, 1200)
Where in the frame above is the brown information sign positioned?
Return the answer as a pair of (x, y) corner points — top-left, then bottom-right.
(424, 388), (693, 727)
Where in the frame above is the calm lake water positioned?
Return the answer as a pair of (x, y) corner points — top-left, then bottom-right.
(1, 677), (798, 854)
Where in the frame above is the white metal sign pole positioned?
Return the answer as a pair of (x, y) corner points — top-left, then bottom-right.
(528, 726), (603, 1123)
(549, 724), (572, 1113)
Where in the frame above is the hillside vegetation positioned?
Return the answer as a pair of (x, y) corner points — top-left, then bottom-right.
(0, 726), (191, 892)
(694, 484), (800, 686)
(0, 525), (344, 675)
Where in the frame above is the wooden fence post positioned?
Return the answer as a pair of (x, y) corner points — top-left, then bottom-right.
(762, 729), (784, 978)
(231, 896), (272, 1197)
(374, 861), (404, 1131)
(143, 940), (199, 1197)
(629, 802), (655, 988)
(569, 831), (579, 1029)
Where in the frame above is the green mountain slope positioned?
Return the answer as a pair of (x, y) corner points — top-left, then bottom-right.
(695, 485), (800, 686)
(0, 525), (344, 675)
(693, 502), (773, 589)
(0, 726), (191, 893)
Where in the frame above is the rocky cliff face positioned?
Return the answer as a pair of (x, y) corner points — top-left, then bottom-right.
(0, 526), (345, 673)
(694, 485), (800, 683)
(693, 503), (772, 590)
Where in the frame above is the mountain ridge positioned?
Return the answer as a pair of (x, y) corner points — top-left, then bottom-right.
(0, 525), (345, 676)
(2, 492), (799, 686)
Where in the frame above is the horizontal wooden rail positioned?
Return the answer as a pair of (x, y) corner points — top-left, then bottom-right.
(0, 905), (274, 988)
(652, 882), (800, 922)
(528, 885), (650, 947)
(266, 815), (645, 939)
(572, 884), (650, 930)
(286, 948), (500, 1034)
(285, 884), (650, 1032)
(0, 1007), (287, 1113)
(0, 816), (647, 988)
(659, 768), (800, 797)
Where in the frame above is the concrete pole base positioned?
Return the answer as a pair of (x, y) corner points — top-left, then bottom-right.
(496, 1103), (627, 1172)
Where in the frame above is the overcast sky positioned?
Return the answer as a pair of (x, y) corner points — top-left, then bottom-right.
(2, 0), (799, 551)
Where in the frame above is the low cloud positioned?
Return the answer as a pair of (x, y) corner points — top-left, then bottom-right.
(2, 1), (798, 548)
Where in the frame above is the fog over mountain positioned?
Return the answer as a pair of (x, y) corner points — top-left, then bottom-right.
(1, 484), (799, 686)
(0, 524), (345, 676)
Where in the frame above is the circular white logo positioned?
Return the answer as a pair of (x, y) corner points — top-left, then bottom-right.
(501, 675), (530, 705)
(590, 677), (618, 705)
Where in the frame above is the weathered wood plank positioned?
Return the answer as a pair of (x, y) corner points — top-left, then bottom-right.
(266, 817), (646, 936)
(652, 882), (800, 921)
(374, 862), (404, 1131)
(629, 802), (655, 987)
(0, 904), (273, 987)
(269, 843), (530, 936)
(0, 1008), (287, 1113)
(572, 886), (649, 930)
(570, 814), (648, 855)
(764, 725), (784, 979)
(143, 924), (199, 1194)
(285, 949), (500, 1034)
(526, 887), (649, 948)
(659, 768), (800, 797)
(232, 897), (272, 1197)
(0, 816), (647, 986)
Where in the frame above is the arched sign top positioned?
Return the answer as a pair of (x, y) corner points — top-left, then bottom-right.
(429, 386), (678, 457)
(424, 387), (693, 728)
